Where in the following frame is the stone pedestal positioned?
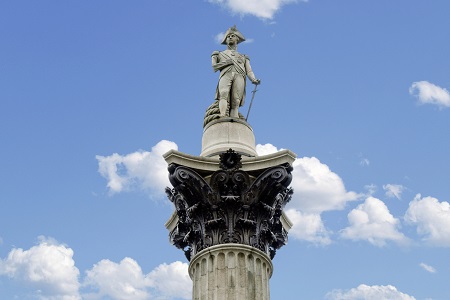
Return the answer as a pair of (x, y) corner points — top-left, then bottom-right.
(201, 118), (257, 157)
(189, 244), (272, 300)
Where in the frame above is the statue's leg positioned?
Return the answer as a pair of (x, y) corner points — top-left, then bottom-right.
(219, 98), (228, 117)
(230, 75), (245, 118)
(218, 74), (233, 117)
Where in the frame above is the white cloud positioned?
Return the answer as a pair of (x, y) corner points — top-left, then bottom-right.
(83, 258), (150, 300)
(256, 143), (280, 155)
(383, 184), (405, 200)
(409, 81), (450, 108)
(0, 236), (190, 300)
(256, 144), (360, 245)
(419, 262), (436, 273)
(326, 284), (416, 300)
(290, 157), (360, 214)
(147, 261), (191, 299)
(285, 209), (331, 245)
(0, 236), (81, 300)
(96, 140), (178, 197)
(404, 194), (450, 247)
(83, 258), (190, 300)
(340, 197), (409, 247)
(208, 0), (304, 19)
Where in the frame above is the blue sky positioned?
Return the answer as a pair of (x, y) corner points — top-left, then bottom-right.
(1, 0), (449, 299)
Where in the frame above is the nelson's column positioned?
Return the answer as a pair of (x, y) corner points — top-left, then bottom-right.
(164, 26), (296, 300)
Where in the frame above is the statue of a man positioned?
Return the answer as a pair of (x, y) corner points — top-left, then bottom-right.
(212, 26), (260, 118)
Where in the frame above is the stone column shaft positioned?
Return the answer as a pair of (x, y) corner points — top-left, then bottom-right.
(189, 244), (273, 300)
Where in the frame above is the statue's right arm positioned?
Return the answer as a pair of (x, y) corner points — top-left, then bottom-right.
(212, 51), (232, 72)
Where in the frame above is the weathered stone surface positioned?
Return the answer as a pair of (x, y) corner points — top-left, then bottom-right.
(163, 148), (296, 173)
(201, 118), (257, 157)
(189, 244), (272, 300)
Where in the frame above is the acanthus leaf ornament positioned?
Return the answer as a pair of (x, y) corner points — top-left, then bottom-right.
(166, 150), (293, 260)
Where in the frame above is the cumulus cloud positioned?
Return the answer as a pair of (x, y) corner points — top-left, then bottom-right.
(383, 184), (405, 200)
(326, 284), (416, 300)
(0, 236), (81, 300)
(83, 258), (150, 300)
(257, 144), (359, 245)
(0, 236), (190, 300)
(419, 262), (436, 273)
(290, 157), (360, 214)
(404, 194), (450, 247)
(96, 140), (178, 197)
(147, 261), (191, 299)
(83, 258), (190, 300)
(340, 197), (409, 247)
(409, 81), (450, 108)
(256, 143), (280, 155)
(285, 209), (331, 245)
(208, 0), (304, 19)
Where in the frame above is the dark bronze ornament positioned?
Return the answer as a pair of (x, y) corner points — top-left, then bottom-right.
(165, 150), (293, 260)
(219, 148), (242, 171)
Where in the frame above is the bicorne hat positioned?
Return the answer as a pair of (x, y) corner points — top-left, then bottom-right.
(221, 25), (246, 45)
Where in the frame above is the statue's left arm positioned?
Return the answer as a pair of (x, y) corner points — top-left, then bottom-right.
(245, 56), (261, 85)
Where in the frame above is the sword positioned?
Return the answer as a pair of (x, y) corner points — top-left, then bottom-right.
(246, 83), (259, 121)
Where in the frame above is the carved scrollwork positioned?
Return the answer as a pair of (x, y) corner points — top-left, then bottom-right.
(243, 164), (292, 208)
(165, 150), (294, 260)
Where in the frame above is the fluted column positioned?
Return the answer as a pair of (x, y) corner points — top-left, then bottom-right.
(189, 244), (273, 300)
